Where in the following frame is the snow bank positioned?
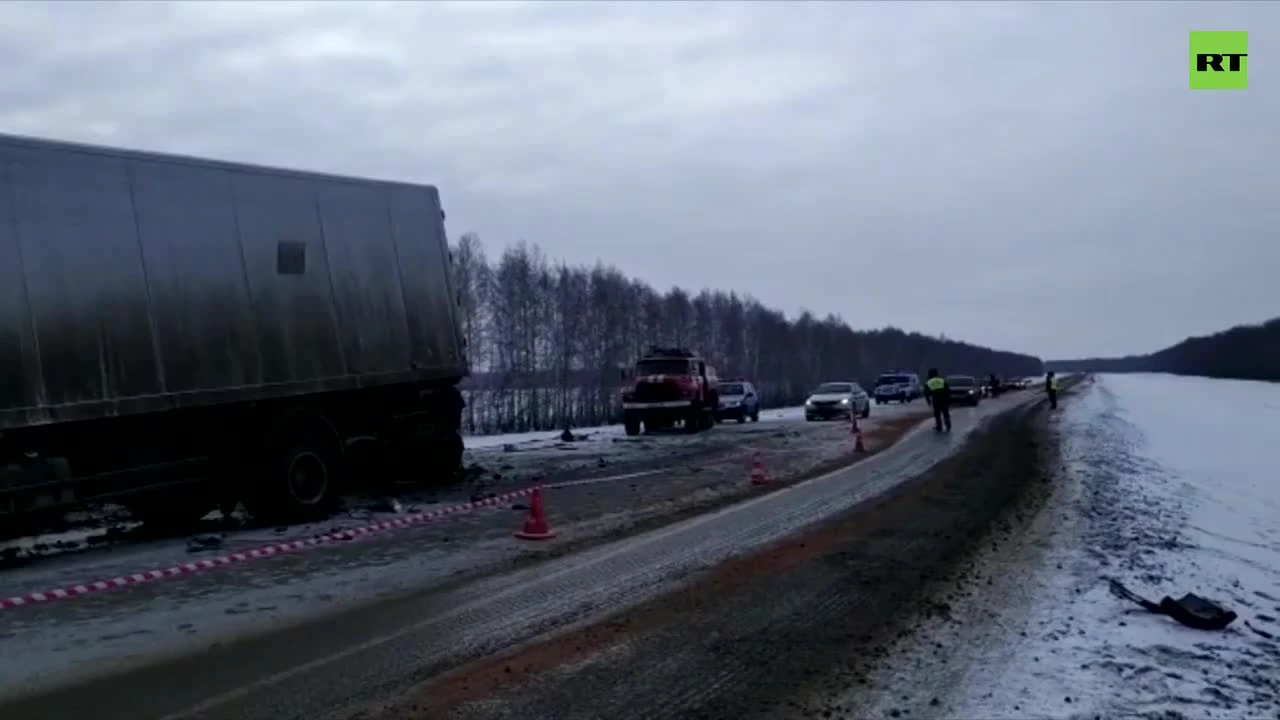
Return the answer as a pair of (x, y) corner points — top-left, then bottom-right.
(461, 404), (806, 450)
(952, 374), (1280, 718)
(822, 374), (1280, 720)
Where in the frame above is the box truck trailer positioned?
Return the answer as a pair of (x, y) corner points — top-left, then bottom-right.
(0, 133), (468, 531)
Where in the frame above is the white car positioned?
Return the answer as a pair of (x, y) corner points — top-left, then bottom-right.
(804, 382), (871, 421)
(873, 372), (923, 404)
(716, 380), (761, 423)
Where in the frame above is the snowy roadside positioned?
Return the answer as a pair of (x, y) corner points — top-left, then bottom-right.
(0, 405), (812, 571)
(794, 374), (1280, 720)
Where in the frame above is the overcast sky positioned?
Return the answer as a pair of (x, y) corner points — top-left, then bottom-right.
(1, 1), (1275, 360)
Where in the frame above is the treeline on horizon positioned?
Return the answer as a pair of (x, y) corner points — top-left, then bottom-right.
(450, 233), (1043, 435)
(1045, 316), (1280, 382)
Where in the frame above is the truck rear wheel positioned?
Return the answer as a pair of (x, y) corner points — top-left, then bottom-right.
(624, 413), (641, 436)
(440, 430), (464, 475)
(421, 430), (465, 487)
(244, 423), (342, 522)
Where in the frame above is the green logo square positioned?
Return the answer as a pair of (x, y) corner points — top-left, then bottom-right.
(1190, 31), (1248, 90)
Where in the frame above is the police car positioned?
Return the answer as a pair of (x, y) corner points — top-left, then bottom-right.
(873, 372), (923, 404)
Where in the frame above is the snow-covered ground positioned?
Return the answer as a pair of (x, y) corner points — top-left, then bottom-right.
(825, 373), (1280, 719)
(461, 403), (805, 449)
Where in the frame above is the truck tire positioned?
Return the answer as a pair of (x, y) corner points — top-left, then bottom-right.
(244, 421), (342, 522)
(624, 413), (642, 436)
(750, 409), (759, 422)
(436, 430), (464, 484)
(685, 406), (708, 433)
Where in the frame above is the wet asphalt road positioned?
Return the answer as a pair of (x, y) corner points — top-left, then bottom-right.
(0, 392), (1045, 720)
(0, 401), (927, 701)
(419, 395), (1057, 720)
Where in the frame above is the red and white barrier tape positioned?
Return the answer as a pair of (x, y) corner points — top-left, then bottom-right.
(0, 468), (677, 612)
(0, 485), (542, 611)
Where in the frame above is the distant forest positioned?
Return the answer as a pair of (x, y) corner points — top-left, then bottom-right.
(451, 233), (1043, 434)
(1045, 316), (1280, 382)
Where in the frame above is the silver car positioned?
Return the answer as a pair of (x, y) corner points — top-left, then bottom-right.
(716, 380), (760, 423)
(804, 382), (871, 421)
(873, 372), (923, 404)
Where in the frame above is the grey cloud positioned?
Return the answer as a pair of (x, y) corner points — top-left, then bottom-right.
(0, 0), (1276, 359)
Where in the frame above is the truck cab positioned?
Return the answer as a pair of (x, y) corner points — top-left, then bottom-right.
(620, 347), (719, 436)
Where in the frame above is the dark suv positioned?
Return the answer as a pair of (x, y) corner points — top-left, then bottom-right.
(946, 375), (981, 406)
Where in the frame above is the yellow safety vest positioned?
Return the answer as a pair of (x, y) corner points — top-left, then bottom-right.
(925, 377), (946, 392)
(1050, 378), (1060, 391)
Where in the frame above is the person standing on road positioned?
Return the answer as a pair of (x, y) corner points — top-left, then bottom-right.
(1046, 371), (1060, 409)
(924, 368), (951, 432)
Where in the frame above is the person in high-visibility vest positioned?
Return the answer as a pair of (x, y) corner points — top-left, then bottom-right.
(1046, 371), (1061, 409)
(924, 368), (951, 432)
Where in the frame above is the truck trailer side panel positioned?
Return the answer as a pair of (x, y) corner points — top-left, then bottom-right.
(0, 134), (466, 431)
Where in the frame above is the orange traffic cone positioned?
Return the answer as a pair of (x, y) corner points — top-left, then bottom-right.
(749, 452), (768, 485)
(854, 428), (867, 453)
(514, 487), (556, 540)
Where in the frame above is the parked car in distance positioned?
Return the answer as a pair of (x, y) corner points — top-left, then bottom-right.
(946, 375), (982, 406)
(873, 372), (923, 404)
(716, 380), (760, 423)
(805, 382), (871, 421)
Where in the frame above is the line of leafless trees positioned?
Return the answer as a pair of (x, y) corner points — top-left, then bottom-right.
(1046, 315), (1280, 382)
(453, 233), (1044, 435)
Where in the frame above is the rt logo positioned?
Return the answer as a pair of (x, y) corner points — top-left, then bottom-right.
(1189, 31), (1248, 90)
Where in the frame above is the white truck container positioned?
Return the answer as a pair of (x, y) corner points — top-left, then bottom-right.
(0, 133), (468, 530)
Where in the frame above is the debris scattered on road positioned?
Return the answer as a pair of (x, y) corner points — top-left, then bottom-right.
(1108, 578), (1238, 631)
(185, 535), (224, 553)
